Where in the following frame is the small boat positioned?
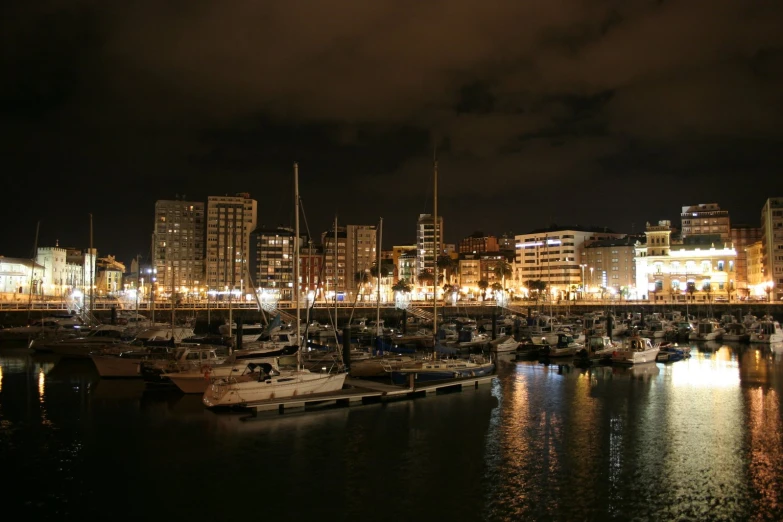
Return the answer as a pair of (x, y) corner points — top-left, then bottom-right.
(722, 323), (750, 343)
(90, 347), (174, 378)
(656, 342), (690, 362)
(749, 320), (783, 344)
(349, 355), (415, 378)
(574, 335), (617, 364)
(387, 354), (495, 386)
(490, 335), (520, 353)
(539, 333), (583, 358)
(611, 336), (659, 366)
(32, 325), (129, 358)
(689, 319), (724, 342)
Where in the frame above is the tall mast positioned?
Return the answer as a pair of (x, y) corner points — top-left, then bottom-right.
(27, 221), (40, 324)
(334, 215), (338, 321)
(294, 162), (301, 369)
(89, 213), (94, 322)
(433, 154), (438, 349)
(376, 217), (383, 336)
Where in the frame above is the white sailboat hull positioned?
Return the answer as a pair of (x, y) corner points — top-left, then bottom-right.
(203, 371), (347, 407)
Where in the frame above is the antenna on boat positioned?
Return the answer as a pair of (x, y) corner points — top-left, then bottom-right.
(294, 162), (301, 371)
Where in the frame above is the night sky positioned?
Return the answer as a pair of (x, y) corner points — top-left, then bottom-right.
(3, 1), (783, 267)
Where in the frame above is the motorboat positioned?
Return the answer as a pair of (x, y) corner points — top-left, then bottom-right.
(349, 355), (416, 378)
(749, 320), (783, 344)
(611, 336), (659, 366)
(141, 346), (227, 386)
(539, 333), (583, 358)
(0, 315), (87, 342)
(490, 335), (520, 353)
(386, 354), (495, 386)
(165, 355), (284, 394)
(722, 322), (750, 342)
(90, 347), (174, 378)
(32, 325), (129, 357)
(689, 319), (724, 342)
(656, 342), (690, 362)
(575, 335), (617, 364)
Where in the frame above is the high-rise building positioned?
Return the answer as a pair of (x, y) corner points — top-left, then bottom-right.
(760, 197), (783, 300)
(416, 214), (443, 284)
(206, 193), (257, 296)
(346, 224), (378, 300)
(680, 203), (731, 242)
(249, 226), (296, 301)
(321, 226), (348, 300)
(154, 198), (205, 300)
(746, 240), (765, 297)
(582, 237), (637, 297)
(730, 225), (762, 298)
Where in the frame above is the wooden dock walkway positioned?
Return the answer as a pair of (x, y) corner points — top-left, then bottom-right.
(242, 374), (496, 418)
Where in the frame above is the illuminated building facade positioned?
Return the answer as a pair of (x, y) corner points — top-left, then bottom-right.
(582, 237), (637, 298)
(760, 197), (783, 300)
(459, 233), (499, 253)
(249, 226), (296, 302)
(635, 220), (737, 302)
(155, 198), (205, 299)
(206, 193), (256, 297)
(416, 214), (443, 284)
(515, 226), (625, 300)
(730, 225), (762, 298)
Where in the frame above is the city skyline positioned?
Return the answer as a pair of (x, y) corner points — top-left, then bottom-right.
(3, 2), (783, 264)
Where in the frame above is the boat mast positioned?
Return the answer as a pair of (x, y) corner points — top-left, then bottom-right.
(27, 221), (40, 324)
(376, 217), (383, 337)
(89, 213), (95, 324)
(294, 162), (302, 370)
(433, 153), (438, 354)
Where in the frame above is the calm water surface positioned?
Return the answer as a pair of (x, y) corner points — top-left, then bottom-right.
(2, 343), (783, 521)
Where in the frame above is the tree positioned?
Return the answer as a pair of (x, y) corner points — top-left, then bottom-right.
(392, 279), (411, 294)
(478, 280), (489, 301)
(525, 279), (548, 306)
(703, 281), (712, 303)
(437, 255), (454, 284)
(493, 261), (512, 288)
(418, 270), (434, 287)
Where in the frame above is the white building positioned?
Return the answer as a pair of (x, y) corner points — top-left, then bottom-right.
(514, 226), (626, 300)
(416, 213), (443, 284)
(635, 220), (737, 302)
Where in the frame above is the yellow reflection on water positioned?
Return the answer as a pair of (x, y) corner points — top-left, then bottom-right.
(38, 368), (45, 402)
(671, 346), (740, 388)
(0, 364), (3, 393)
(747, 386), (782, 515)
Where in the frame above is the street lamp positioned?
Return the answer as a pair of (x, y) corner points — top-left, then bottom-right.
(579, 264), (587, 299)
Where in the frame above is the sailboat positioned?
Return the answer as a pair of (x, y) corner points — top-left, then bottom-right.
(386, 153), (495, 386)
(203, 162), (347, 408)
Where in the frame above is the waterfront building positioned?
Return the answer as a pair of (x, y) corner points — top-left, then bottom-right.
(154, 198), (205, 300)
(760, 197), (783, 301)
(415, 213), (443, 285)
(730, 225), (762, 298)
(95, 255), (125, 296)
(300, 241), (323, 300)
(35, 245), (69, 297)
(321, 226), (347, 301)
(206, 193), (257, 298)
(458, 254), (481, 299)
(0, 257), (44, 297)
(515, 226), (625, 300)
(681, 203), (731, 242)
(397, 249), (417, 285)
(582, 237), (637, 299)
(635, 220), (737, 303)
(346, 224), (378, 302)
(746, 241), (765, 297)
(249, 226), (296, 302)
(459, 232), (499, 254)
(391, 245), (415, 282)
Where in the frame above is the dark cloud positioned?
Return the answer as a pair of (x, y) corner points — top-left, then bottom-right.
(2, 0), (783, 264)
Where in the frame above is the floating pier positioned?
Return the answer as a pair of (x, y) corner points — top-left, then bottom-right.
(241, 375), (496, 419)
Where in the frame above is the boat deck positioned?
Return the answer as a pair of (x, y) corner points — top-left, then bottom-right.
(241, 374), (496, 418)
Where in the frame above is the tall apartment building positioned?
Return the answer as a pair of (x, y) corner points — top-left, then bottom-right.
(300, 241), (323, 298)
(346, 224), (378, 294)
(730, 225), (762, 297)
(514, 226), (625, 299)
(321, 227), (348, 300)
(746, 241), (765, 295)
(249, 226), (296, 301)
(458, 232), (499, 254)
(582, 237), (637, 297)
(681, 203), (731, 242)
(416, 214), (443, 284)
(206, 193), (257, 296)
(760, 197), (783, 300)
(153, 199), (205, 299)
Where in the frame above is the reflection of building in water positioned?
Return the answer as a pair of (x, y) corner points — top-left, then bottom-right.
(745, 384), (782, 517)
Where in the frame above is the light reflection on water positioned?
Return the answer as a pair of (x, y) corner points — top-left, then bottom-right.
(2, 344), (783, 520)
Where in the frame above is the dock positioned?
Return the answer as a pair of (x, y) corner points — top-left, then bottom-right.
(242, 374), (496, 419)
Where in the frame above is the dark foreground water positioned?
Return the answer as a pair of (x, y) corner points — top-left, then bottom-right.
(2, 343), (783, 522)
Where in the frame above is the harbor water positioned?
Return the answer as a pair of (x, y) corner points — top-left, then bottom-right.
(2, 342), (783, 521)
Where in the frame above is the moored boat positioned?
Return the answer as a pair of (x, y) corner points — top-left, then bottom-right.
(611, 336), (659, 366)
